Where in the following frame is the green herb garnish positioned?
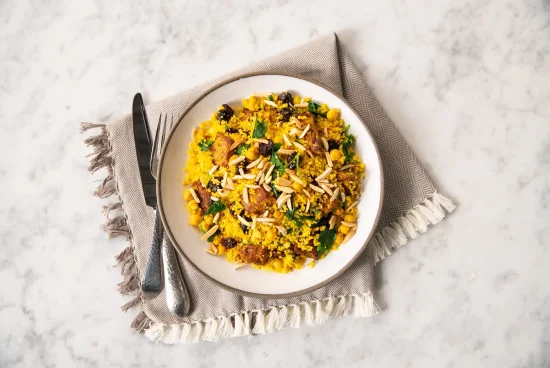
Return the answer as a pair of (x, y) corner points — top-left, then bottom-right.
(273, 143), (282, 151)
(295, 154), (300, 174)
(342, 133), (356, 163)
(308, 101), (327, 117)
(198, 139), (214, 151)
(207, 230), (218, 242)
(268, 94), (274, 101)
(317, 228), (336, 256)
(236, 143), (249, 155)
(270, 150), (285, 175)
(205, 201), (226, 216)
(271, 182), (279, 197)
(252, 118), (267, 138)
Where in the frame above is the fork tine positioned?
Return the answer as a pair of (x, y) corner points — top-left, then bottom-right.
(150, 114), (163, 176)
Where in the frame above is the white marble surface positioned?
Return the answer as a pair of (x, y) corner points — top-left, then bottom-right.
(1, 0), (549, 366)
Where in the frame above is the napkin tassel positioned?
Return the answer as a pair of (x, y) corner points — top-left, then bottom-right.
(370, 192), (455, 263)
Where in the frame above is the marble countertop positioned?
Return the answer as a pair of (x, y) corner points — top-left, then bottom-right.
(2, 0), (549, 366)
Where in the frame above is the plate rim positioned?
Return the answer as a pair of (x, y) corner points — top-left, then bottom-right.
(157, 71), (385, 299)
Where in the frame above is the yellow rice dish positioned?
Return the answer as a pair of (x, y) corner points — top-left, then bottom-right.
(183, 92), (364, 273)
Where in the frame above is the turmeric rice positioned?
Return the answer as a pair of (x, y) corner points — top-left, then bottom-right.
(183, 92), (365, 273)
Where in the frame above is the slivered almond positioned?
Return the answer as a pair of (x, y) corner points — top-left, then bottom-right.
(217, 189), (230, 197)
(276, 177), (292, 186)
(329, 215), (336, 229)
(222, 171), (228, 188)
(263, 183), (271, 192)
(341, 221), (356, 227)
(239, 168), (245, 177)
(340, 191), (346, 203)
(285, 168), (296, 175)
(306, 199), (310, 213)
(342, 229), (357, 244)
(283, 134), (293, 147)
(299, 124), (310, 138)
(324, 183), (335, 188)
(291, 117), (300, 125)
(340, 164), (355, 171)
(262, 210), (269, 217)
(211, 196), (219, 202)
(246, 184), (260, 189)
(306, 150), (313, 158)
(324, 126), (328, 137)
(288, 172), (306, 186)
(300, 97), (305, 104)
(209, 165), (219, 175)
(254, 138), (269, 144)
(277, 194), (291, 208)
(210, 243), (217, 253)
(275, 185), (293, 193)
(189, 188), (200, 203)
(191, 127), (197, 139)
(247, 157), (262, 169)
(330, 187), (340, 202)
(320, 184), (333, 196)
(321, 137), (329, 151)
(346, 200), (359, 211)
(278, 149), (296, 155)
(316, 179), (329, 184)
(238, 215), (250, 227)
(251, 217), (257, 230)
(200, 225), (219, 241)
(315, 167), (333, 182)
(234, 263), (248, 270)
(229, 156), (246, 166)
(292, 141), (306, 151)
(265, 164), (275, 179)
(276, 226), (287, 236)
(289, 127), (300, 136)
(309, 184), (324, 193)
(263, 100), (278, 108)
(258, 157), (267, 169)
(286, 197), (293, 211)
(242, 174), (255, 180)
(213, 213), (220, 224)
(232, 175), (242, 180)
(325, 152), (334, 167)
(265, 175), (273, 184)
(294, 103), (308, 108)
(243, 187), (249, 204)
(226, 177), (235, 190)
(230, 138), (244, 151)
(259, 174), (265, 185)
(257, 217), (275, 223)
(206, 249), (217, 255)
(255, 169), (264, 182)
(302, 189), (312, 198)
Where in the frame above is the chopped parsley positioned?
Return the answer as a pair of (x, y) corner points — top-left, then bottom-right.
(236, 143), (249, 155)
(271, 182), (279, 197)
(198, 139), (214, 151)
(342, 132), (356, 163)
(317, 228), (336, 256)
(252, 118), (267, 138)
(295, 154), (300, 174)
(268, 94), (274, 101)
(270, 150), (285, 175)
(308, 101), (327, 117)
(205, 201), (226, 216)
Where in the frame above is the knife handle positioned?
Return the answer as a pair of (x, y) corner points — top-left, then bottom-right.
(162, 235), (191, 317)
(141, 209), (163, 296)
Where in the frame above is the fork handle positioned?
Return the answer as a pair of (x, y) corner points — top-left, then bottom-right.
(162, 235), (191, 317)
(141, 209), (163, 295)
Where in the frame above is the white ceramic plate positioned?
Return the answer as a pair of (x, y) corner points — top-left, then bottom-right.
(157, 73), (383, 298)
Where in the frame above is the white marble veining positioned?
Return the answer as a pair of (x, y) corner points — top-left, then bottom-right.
(1, 0), (549, 366)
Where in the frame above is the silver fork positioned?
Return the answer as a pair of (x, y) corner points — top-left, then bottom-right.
(151, 114), (191, 317)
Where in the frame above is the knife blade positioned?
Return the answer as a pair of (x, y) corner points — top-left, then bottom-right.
(132, 93), (157, 208)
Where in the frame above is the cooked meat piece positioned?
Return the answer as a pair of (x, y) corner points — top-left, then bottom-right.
(240, 244), (269, 265)
(244, 186), (272, 215)
(293, 241), (319, 260)
(240, 108), (253, 122)
(278, 92), (293, 105)
(320, 197), (339, 215)
(192, 181), (213, 212)
(259, 140), (273, 157)
(337, 171), (355, 195)
(217, 104), (234, 122)
(280, 107), (292, 122)
(297, 113), (324, 155)
(221, 237), (238, 249)
(327, 139), (340, 151)
(211, 133), (234, 167)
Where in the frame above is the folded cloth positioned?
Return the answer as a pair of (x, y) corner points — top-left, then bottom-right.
(81, 33), (455, 344)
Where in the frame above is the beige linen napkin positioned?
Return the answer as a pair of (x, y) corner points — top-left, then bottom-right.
(82, 33), (455, 344)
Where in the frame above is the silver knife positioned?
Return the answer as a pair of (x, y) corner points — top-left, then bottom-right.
(132, 93), (162, 296)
